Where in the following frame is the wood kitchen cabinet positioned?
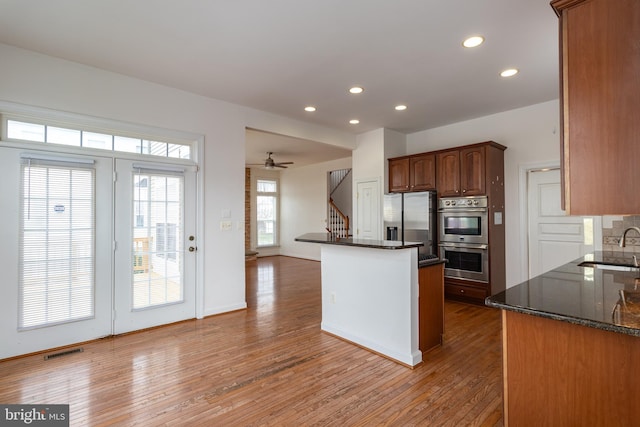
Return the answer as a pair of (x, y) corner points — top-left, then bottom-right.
(388, 141), (506, 305)
(436, 142), (504, 199)
(388, 153), (436, 193)
(435, 150), (460, 197)
(501, 310), (640, 425)
(388, 157), (410, 192)
(409, 153), (436, 191)
(551, 0), (640, 215)
(418, 262), (444, 355)
(444, 278), (489, 303)
(437, 147), (485, 197)
(440, 141), (506, 305)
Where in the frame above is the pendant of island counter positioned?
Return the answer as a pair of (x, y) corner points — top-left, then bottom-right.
(486, 252), (640, 426)
(295, 233), (445, 368)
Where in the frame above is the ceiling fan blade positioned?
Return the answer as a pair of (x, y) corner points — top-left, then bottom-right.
(274, 164), (288, 168)
(275, 162), (294, 165)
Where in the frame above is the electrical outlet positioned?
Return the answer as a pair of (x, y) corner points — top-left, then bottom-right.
(220, 220), (232, 231)
(330, 292), (336, 304)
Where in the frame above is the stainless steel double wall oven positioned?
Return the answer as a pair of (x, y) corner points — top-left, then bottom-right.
(438, 196), (489, 282)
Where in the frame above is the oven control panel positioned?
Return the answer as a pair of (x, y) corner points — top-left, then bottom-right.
(438, 196), (487, 209)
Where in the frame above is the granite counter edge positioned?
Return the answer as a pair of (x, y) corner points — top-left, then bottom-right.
(485, 298), (640, 338)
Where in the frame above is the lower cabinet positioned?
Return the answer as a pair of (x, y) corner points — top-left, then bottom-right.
(418, 262), (445, 354)
(444, 277), (488, 305)
(501, 310), (640, 425)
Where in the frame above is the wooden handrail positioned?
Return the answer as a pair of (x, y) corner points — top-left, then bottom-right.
(328, 198), (349, 237)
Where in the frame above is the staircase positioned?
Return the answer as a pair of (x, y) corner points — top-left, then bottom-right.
(327, 169), (351, 238)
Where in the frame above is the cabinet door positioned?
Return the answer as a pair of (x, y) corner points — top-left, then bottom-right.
(553, 0), (640, 214)
(418, 263), (444, 353)
(460, 146), (485, 196)
(436, 150), (460, 197)
(388, 158), (410, 192)
(410, 153), (436, 191)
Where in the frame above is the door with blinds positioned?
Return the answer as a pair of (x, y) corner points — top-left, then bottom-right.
(0, 147), (113, 359)
(113, 159), (196, 333)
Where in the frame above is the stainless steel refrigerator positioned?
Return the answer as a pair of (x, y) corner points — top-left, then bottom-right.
(383, 191), (438, 262)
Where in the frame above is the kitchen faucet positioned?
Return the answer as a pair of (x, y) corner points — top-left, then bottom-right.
(618, 227), (640, 268)
(618, 226), (640, 248)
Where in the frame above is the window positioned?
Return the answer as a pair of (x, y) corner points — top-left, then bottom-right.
(5, 118), (193, 160)
(156, 223), (177, 260)
(19, 158), (96, 329)
(132, 172), (184, 309)
(256, 179), (278, 247)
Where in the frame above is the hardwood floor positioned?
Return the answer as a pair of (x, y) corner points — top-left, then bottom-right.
(0, 256), (503, 426)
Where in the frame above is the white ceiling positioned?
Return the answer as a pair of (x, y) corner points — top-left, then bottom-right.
(245, 128), (352, 169)
(0, 0), (559, 168)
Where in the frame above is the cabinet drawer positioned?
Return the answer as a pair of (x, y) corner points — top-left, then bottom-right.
(445, 283), (487, 301)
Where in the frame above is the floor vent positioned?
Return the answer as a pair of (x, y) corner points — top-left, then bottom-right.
(44, 348), (84, 360)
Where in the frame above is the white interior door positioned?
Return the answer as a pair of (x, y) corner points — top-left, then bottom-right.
(113, 160), (197, 333)
(0, 147), (113, 359)
(355, 179), (380, 240)
(528, 168), (598, 278)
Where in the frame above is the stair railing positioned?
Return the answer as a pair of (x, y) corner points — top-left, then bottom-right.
(327, 197), (350, 238)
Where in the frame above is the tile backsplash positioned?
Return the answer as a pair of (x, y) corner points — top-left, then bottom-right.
(602, 215), (640, 251)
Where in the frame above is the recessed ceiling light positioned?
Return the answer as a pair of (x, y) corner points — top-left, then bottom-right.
(395, 105), (407, 111)
(463, 36), (484, 48)
(349, 119), (360, 124)
(500, 68), (519, 77)
(304, 106), (316, 112)
(349, 86), (364, 94)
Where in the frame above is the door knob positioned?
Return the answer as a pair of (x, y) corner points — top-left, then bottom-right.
(189, 246), (197, 252)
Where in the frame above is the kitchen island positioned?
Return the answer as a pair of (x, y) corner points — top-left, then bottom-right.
(295, 233), (444, 367)
(486, 252), (640, 425)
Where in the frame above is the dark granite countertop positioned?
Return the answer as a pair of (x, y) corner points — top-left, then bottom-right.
(295, 232), (424, 250)
(486, 251), (640, 337)
(418, 258), (446, 268)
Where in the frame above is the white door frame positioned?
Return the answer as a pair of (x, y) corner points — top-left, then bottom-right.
(518, 161), (601, 283)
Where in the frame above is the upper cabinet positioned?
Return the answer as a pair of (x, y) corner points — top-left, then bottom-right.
(389, 157), (410, 192)
(436, 150), (460, 197)
(410, 153), (436, 191)
(551, 0), (640, 214)
(389, 153), (436, 193)
(437, 146), (486, 197)
(436, 143), (506, 198)
(389, 141), (505, 198)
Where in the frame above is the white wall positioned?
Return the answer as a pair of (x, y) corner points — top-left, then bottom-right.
(383, 128), (407, 193)
(407, 100), (561, 287)
(352, 128), (406, 189)
(351, 128), (407, 239)
(279, 157), (352, 260)
(0, 43), (356, 320)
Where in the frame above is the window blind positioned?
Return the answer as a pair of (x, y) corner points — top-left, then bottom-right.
(19, 158), (96, 330)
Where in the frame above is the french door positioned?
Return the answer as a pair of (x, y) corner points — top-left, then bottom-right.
(0, 147), (113, 359)
(0, 148), (197, 359)
(113, 159), (196, 333)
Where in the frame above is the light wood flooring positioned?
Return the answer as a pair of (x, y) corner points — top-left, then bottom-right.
(0, 256), (504, 426)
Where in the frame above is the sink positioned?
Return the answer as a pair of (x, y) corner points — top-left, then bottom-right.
(578, 261), (638, 272)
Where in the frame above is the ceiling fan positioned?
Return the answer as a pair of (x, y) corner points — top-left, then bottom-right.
(250, 152), (294, 169)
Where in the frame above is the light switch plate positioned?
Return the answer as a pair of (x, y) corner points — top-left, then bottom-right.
(220, 220), (232, 231)
(494, 212), (503, 225)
